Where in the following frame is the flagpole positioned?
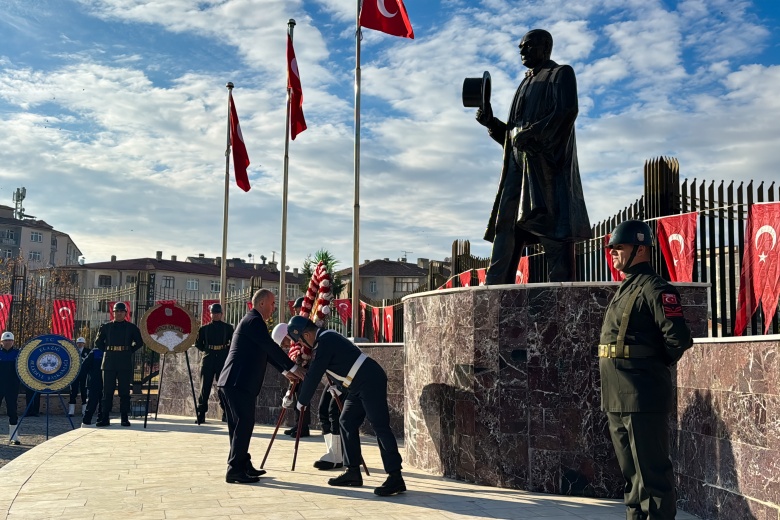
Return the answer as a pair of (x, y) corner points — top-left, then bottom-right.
(351, 0), (362, 337)
(279, 19), (296, 325)
(220, 82), (233, 307)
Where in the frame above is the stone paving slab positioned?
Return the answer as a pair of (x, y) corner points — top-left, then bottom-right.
(0, 415), (700, 520)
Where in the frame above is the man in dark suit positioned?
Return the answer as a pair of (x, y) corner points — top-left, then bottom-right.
(217, 289), (304, 484)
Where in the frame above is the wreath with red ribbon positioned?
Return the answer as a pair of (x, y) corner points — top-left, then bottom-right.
(288, 260), (334, 362)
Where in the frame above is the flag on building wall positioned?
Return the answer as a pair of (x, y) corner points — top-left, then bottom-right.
(734, 202), (780, 335)
(515, 257), (529, 284)
(229, 93), (251, 192)
(0, 294), (11, 332)
(108, 301), (132, 321)
(371, 306), (380, 343)
(384, 306), (394, 342)
(202, 299), (220, 325)
(604, 235), (626, 282)
(52, 300), (76, 339)
(657, 212), (697, 282)
(359, 0), (414, 39)
(287, 35), (307, 140)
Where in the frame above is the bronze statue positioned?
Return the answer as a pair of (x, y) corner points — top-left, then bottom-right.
(475, 29), (590, 284)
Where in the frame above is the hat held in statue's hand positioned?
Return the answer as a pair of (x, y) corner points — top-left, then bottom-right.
(462, 71), (491, 109)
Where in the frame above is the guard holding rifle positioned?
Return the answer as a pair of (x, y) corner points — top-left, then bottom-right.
(195, 303), (233, 424)
(287, 316), (406, 496)
(95, 302), (144, 427)
(599, 220), (693, 520)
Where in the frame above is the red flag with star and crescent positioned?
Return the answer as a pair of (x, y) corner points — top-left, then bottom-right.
(515, 256), (529, 285)
(383, 306), (394, 342)
(604, 234), (626, 282)
(359, 0), (414, 39)
(734, 202), (780, 335)
(229, 92), (251, 192)
(333, 299), (352, 325)
(458, 271), (471, 287)
(0, 294), (11, 332)
(477, 268), (487, 286)
(656, 212), (697, 282)
(371, 307), (380, 342)
(287, 35), (307, 140)
(52, 300), (76, 339)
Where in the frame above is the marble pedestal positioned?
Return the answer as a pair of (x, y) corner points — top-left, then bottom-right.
(403, 282), (708, 497)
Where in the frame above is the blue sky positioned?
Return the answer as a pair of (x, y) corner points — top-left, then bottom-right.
(1, 0), (779, 269)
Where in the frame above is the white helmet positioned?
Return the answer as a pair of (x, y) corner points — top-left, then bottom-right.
(76, 337), (86, 344)
(271, 323), (289, 346)
(1, 331), (14, 341)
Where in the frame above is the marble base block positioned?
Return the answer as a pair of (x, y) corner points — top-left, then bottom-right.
(403, 282), (708, 498)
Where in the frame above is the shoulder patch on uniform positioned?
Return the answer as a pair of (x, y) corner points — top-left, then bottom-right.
(661, 293), (683, 317)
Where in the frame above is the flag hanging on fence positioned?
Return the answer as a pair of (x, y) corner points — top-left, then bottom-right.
(287, 35), (307, 140)
(0, 294), (11, 332)
(371, 306), (380, 342)
(359, 0), (414, 39)
(202, 299), (220, 325)
(360, 301), (367, 337)
(52, 300), (76, 339)
(383, 306), (394, 342)
(604, 235), (626, 282)
(477, 268), (487, 286)
(108, 301), (132, 321)
(229, 92), (251, 192)
(657, 212), (697, 282)
(734, 202), (780, 335)
(334, 299), (352, 325)
(459, 271), (471, 287)
(515, 257), (529, 284)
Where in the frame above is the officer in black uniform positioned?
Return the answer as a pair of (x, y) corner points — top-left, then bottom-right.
(283, 297), (310, 437)
(68, 337), (90, 417)
(217, 289), (303, 484)
(81, 345), (104, 426)
(599, 220), (693, 520)
(94, 302), (143, 427)
(0, 332), (21, 444)
(287, 316), (406, 496)
(195, 303), (233, 424)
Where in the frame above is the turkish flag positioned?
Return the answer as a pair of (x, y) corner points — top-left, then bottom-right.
(202, 299), (219, 325)
(657, 212), (697, 282)
(604, 235), (626, 282)
(445, 279), (453, 289)
(459, 271), (471, 287)
(359, 0), (414, 39)
(246, 301), (253, 311)
(360, 301), (367, 337)
(371, 307), (380, 343)
(477, 268), (487, 286)
(229, 92), (251, 192)
(735, 202), (780, 335)
(384, 306), (394, 342)
(287, 35), (307, 140)
(515, 256), (529, 284)
(334, 299), (352, 325)
(52, 300), (76, 339)
(108, 301), (132, 321)
(0, 294), (11, 332)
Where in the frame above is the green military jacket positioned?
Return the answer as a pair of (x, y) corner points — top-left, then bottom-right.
(94, 320), (144, 372)
(599, 262), (693, 413)
(194, 320), (234, 366)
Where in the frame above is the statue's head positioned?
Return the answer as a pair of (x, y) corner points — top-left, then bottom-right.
(519, 29), (553, 69)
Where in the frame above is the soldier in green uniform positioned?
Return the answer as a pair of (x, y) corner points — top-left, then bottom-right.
(599, 220), (693, 520)
(195, 303), (234, 424)
(95, 302), (144, 427)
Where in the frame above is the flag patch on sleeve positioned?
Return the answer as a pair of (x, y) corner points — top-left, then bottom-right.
(662, 293), (683, 317)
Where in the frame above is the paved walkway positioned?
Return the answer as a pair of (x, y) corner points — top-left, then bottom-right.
(0, 416), (700, 520)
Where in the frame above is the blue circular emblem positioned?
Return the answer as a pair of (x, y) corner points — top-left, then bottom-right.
(16, 334), (81, 392)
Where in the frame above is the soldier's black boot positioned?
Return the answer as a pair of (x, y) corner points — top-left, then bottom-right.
(196, 412), (205, 425)
(328, 466), (363, 487)
(95, 416), (110, 427)
(120, 414), (131, 427)
(374, 471), (406, 496)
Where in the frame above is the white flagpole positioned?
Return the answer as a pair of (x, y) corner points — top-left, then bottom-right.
(220, 82), (233, 307)
(351, 0), (362, 337)
(279, 19), (296, 325)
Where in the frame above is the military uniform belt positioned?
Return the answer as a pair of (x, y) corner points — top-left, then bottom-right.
(598, 344), (658, 359)
(208, 345), (229, 351)
(106, 346), (129, 352)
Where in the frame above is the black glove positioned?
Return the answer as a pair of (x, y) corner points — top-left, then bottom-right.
(475, 103), (494, 127)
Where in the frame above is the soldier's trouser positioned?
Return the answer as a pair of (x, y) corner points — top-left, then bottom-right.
(197, 357), (225, 415)
(0, 381), (19, 425)
(318, 389), (340, 435)
(340, 360), (402, 473)
(69, 375), (87, 405)
(100, 369), (132, 418)
(607, 411), (676, 520)
(83, 372), (103, 422)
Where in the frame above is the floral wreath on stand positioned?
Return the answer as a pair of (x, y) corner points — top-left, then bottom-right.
(288, 260), (334, 363)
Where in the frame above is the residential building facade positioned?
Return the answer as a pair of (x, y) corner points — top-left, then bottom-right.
(0, 205), (81, 267)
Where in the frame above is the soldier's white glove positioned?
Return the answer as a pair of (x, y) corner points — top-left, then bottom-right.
(327, 385), (342, 397)
(281, 391), (294, 409)
(296, 402), (304, 411)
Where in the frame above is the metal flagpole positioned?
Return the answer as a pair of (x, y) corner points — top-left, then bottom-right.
(351, 0), (362, 337)
(279, 19), (296, 325)
(221, 83), (233, 307)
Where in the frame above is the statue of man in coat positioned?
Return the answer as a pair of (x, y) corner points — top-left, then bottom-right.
(476, 29), (591, 284)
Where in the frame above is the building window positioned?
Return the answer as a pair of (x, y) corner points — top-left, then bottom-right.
(369, 280), (377, 293)
(228, 283), (236, 292)
(51, 236), (57, 247)
(2, 249), (11, 258)
(31, 232), (43, 243)
(162, 276), (175, 289)
(4, 230), (14, 240)
(98, 275), (112, 287)
(187, 279), (199, 291)
(394, 277), (420, 293)
(210, 280), (220, 292)
(125, 275), (137, 283)
(28, 251), (42, 262)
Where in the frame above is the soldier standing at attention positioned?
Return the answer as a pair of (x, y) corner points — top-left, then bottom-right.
(195, 303), (233, 424)
(0, 332), (21, 444)
(95, 302), (143, 427)
(599, 220), (693, 520)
